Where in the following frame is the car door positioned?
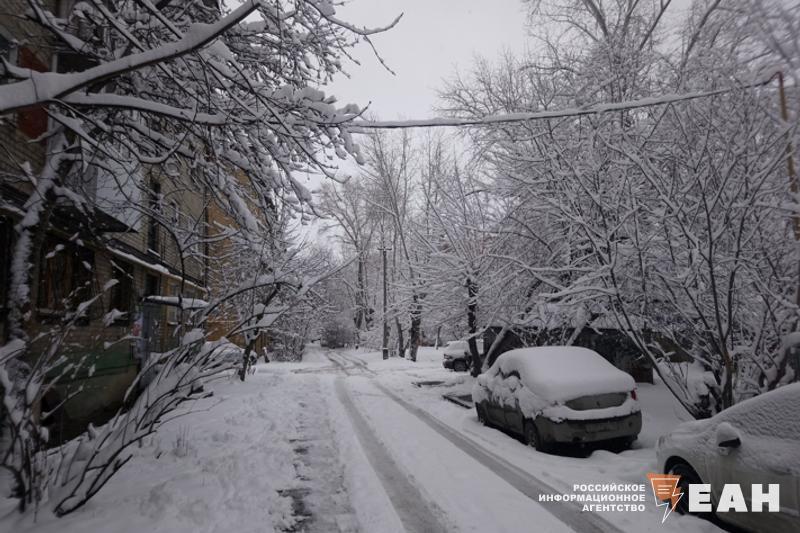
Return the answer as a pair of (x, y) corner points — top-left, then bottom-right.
(504, 371), (525, 435)
(486, 376), (507, 428)
(704, 396), (800, 532)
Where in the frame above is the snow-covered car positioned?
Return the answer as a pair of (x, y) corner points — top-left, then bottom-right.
(656, 383), (800, 532)
(442, 339), (484, 372)
(472, 346), (641, 451)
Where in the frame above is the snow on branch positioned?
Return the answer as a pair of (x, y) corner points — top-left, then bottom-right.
(0, 0), (261, 113)
(61, 94), (230, 126)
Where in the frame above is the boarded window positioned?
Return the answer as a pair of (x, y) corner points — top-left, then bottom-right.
(37, 236), (95, 318)
(16, 47), (49, 139)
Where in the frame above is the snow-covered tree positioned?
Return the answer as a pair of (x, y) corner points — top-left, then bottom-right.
(439, 0), (799, 416)
(0, 0), (398, 515)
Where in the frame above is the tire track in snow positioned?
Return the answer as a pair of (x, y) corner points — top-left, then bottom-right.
(370, 379), (624, 533)
(325, 350), (376, 377)
(334, 378), (449, 533)
(328, 349), (622, 532)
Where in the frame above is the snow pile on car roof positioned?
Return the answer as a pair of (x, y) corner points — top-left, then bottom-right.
(494, 346), (635, 402)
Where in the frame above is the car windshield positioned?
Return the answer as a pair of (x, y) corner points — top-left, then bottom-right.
(716, 383), (800, 439)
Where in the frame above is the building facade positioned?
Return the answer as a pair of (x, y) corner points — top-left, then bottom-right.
(0, 1), (211, 442)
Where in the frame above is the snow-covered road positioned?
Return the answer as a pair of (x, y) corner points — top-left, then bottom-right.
(320, 346), (722, 533)
(334, 378), (449, 533)
(329, 349), (608, 533)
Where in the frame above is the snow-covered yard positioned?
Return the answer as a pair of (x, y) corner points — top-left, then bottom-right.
(1, 366), (353, 533)
(2, 344), (728, 533)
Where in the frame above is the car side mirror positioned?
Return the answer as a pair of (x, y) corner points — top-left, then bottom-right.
(715, 422), (741, 451)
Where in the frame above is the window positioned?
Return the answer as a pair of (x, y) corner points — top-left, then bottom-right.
(1, 26), (48, 138)
(146, 180), (161, 254)
(16, 47), (49, 139)
(108, 260), (134, 324)
(170, 200), (180, 226)
(37, 236), (94, 317)
(144, 274), (160, 297)
(167, 282), (179, 324)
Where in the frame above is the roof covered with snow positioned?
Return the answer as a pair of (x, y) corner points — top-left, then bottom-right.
(490, 346), (635, 402)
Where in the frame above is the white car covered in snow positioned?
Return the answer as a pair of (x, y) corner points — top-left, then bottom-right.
(656, 383), (800, 532)
(472, 346), (641, 452)
(442, 339), (484, 372)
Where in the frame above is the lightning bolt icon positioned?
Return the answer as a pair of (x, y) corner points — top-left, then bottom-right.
(647, 473), (684, 523)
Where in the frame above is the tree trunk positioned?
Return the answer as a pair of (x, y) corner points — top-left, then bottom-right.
(395, 317), (404, 358)
(355, 255), (367, 330)
(466, 277), (481, 376)
(408, 296), (421, 362)
(721, 345), (734, 409)
(484, 325), (510, 370)
(381, 245), (389, 359)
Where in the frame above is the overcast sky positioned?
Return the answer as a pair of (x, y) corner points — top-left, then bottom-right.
(327, 0), (530, 120)
(288, 1), (531, 238)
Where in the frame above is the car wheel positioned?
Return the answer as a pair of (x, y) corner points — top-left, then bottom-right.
(453, 359), (467, 372)
(524, 421), (550, 453)
(667, 461), (706, 516)
(476, 404), (487, 425)
(608, 436), (635, 452)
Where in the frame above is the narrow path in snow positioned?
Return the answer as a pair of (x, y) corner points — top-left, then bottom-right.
(287, 376), (360, 533)
(334, 378), (450, 533)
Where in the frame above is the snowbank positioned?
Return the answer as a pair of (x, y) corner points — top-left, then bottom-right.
(1, 373), (314, 533)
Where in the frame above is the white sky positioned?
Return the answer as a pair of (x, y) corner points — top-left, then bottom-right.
(292, 1), (531, 239)
(326, 0), (530, 119)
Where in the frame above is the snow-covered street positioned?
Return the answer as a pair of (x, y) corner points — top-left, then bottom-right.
(3, 344), (728, 533)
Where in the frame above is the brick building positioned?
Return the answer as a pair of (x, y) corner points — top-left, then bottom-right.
(205, 169), (272, 355)
(0, 2), (211, 442)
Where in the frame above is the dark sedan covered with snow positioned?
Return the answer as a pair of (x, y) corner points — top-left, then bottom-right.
(473, 346), (641, 452)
